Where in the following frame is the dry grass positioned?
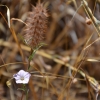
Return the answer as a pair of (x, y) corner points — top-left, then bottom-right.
(0, 0), (100, 100)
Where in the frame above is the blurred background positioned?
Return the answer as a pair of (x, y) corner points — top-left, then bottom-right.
(0, 0), (100, 100)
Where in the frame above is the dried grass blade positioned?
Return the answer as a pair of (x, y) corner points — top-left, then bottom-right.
(86, 59), (100, 62)
(72, 0), (77, 9)
(0, 62), (27, 68)
(85, 75), (92, 100)
(0, 5), (10, 27)
(9, 27), (26, 68)
(65, 34), (92, 92)
(84, 37), (100, 50)
(82, 0), (100, 36)
(11, 18), (28, 26)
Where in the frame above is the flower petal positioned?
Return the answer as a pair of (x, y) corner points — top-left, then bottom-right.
(22, 78), (30, 84)
(24, 73), (31, 78)
(17, 70), (26, 77)
(13, 70), (31, 84)
(13, 74), (21, 80)
(16, 80), (23, 84)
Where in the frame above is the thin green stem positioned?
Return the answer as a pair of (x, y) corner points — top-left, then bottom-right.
(28, 43), (47, 70)
(21, 84), (28, 100)
(26, 89), (29, 100)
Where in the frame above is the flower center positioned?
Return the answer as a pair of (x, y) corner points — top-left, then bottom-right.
(20, 77), (24, 80)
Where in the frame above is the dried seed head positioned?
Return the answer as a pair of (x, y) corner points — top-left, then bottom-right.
(23, 2), (48, 48)
(85, 17), (92, 25)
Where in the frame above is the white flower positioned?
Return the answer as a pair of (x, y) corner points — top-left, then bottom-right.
(13, 70), (31, 84)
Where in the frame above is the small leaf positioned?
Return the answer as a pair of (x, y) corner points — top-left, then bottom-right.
(17, 88), (25, 91)
(29, 42), (47, 61)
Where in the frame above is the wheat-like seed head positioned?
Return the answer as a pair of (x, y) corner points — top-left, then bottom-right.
(23, 1), (48, 48)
